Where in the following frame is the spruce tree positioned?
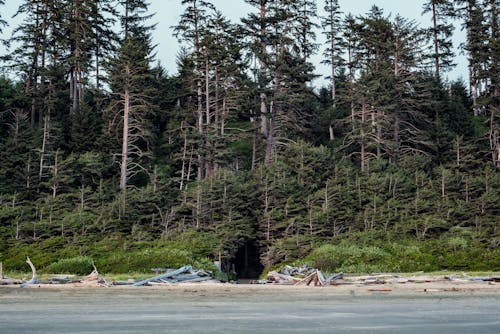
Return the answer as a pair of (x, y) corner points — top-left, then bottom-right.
(321, 0), (343, 141)
(106, 0), (155, 212)
(422, 0), (456, 79)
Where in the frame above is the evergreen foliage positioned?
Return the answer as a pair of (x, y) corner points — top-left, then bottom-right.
(0, 1), (498, 275)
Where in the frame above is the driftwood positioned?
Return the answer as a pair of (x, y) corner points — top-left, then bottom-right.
(294, 270), (327, 286)
(83, 262), (100, 282)
(130, 265), (218, 286)
(266, 266), (344, 286)
(132, 265), (193, 286)
(20, 257), (38, 288)
(267, 271), (301, 284)
(0, 261), (23, 285)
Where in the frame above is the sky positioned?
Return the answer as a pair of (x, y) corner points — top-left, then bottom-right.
(0, 0), (468, 84)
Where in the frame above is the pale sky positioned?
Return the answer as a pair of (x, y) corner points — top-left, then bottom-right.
(0, 0), (467, 84)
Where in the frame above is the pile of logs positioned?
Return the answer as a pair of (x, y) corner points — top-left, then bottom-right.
(127, 265), (217, 286)
(0, 259), (217, 287)
(0, 257), (107, 287)
(265, 265), (344, 286)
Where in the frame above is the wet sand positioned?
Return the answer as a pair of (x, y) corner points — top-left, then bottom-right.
(1, 282), (500, 333)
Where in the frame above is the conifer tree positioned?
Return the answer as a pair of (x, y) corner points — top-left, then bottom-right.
(174, 0), (215, 180)
(321, 0), (343, 141)
(422, 0), (456, 79)
(106, 0), (155, 211)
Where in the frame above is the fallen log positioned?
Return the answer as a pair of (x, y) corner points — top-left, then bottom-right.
(112, 280), (135, 286)
(317, 270), (326, 286)
(326, 273), (344, 282)
(294, 272), (317, 286)
(267, 271), (301, 284)
(0, 278), (23, 285)
(20, 257), (38, 288)
(133, 265), (192, 286)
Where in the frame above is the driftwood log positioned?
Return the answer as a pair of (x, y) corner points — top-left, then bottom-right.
(19, 257), (38, 288)
(133, 265), (193, 286)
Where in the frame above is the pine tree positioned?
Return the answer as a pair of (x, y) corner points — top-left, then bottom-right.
(174, 0), (215, 180)
(8, 0), (47, 128)
(89, 0), (119, 106)
(456, 0), (490, 112)
(321, 0), (343, 141)
(106, 0), (156, 211)
(422, 0), (456, 79)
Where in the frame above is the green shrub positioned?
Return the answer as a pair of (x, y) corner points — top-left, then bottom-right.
(304, 244), (391, 273)
(45, 256), (94, 275)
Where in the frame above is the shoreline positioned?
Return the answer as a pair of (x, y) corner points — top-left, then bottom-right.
(2, 280), (500, 297)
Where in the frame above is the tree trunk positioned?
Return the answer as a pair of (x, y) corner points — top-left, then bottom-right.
(432, 2), (440, 79)
(329, 4), (336, 141)
(360, 102), (366, 173)
(119, 65), (130, 191)
(260, 0), (269, 137)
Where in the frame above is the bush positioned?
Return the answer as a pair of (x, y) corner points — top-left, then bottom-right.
(45, 256), (94, 275)
(304, 244), (391, 273)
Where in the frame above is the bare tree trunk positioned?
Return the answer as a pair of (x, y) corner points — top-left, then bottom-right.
(251, 116), (258, 170)
(329, 4), (336, 141)
(264, 101), (274, 165)
(431, 2), (440, 79)
(205, 57), (210, 126)
(214, 66), (219, 134)
(260, 0), (269, 137)
(52, 150), (58, 198)
(29, 3), (42, 128)
(264, 178), (270, 241)
(360, 102), (366, 173)
(38, 113), (49, 182)
(204, 57), (213, 177)
(180, 128), (187, 190)
(119, 65), (130, 191)
(490, 0), (498, 107)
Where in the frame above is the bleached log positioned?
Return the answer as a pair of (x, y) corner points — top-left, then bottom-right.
(20, 257), (38, 288)
(326, 272), (344, 282)
(267, 271), (300, 284)
(83, 262), (100, 282)
(133, 265), (192, 286)
(294, 272), (317, 286)
(0, 278), (23, 285)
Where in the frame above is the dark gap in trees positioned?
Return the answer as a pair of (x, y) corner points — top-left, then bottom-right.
(233, 239), (263, 279)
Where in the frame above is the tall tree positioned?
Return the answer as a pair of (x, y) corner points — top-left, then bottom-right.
(321, 0), (343, 141)
(91, 0), (118, 99)
(456, 0), (490, 112)
(174, 0), (215, 180)
(422, 0), (456, 79)
(106, 0), (155, 211)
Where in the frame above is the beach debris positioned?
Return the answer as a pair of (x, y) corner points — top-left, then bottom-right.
(0, 261), (23, 285)
(130, 265), (217, 286)
(265, 265), (344, 286)
(19, 257), (38, 288)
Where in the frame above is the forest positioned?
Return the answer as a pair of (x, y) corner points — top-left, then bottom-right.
(0, 0), (498, 277)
